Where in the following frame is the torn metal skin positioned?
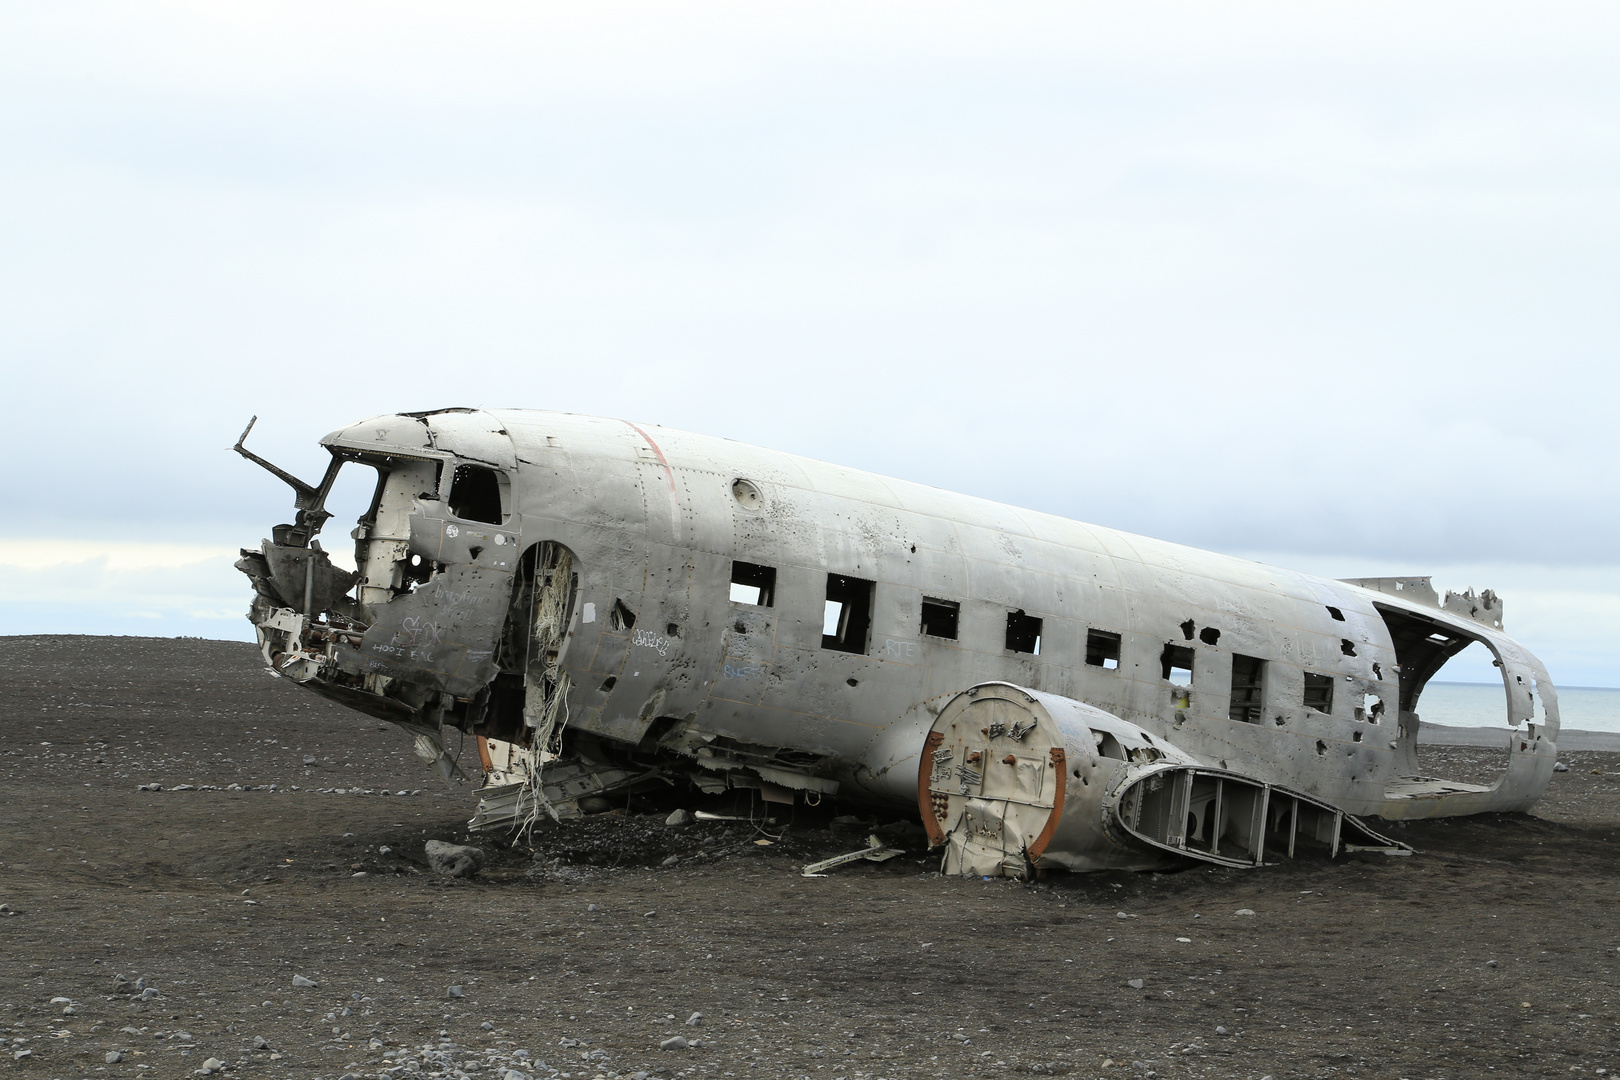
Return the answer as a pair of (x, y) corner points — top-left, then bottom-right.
(234, 409), (1560, 877)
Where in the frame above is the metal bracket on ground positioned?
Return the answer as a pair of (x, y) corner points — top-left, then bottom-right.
(800, 835), (903, 877)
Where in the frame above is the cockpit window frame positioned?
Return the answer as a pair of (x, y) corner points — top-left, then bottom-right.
(446, 462), (512, 525)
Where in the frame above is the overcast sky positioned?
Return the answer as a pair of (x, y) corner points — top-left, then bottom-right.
(3, 3), (1617, 687)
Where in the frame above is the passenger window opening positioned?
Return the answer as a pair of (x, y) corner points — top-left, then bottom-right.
(729, 561), (777, 607)
(1303, 672), (1335, 714)
(920, 597), (960, 640)
(447, 464), (505, 524)
(1229, 654), (1265, 724)
(1086, 629), (1122, 670)
(1160, 644), (1194, 686)
(822, 574), (875, 654)
(1005, 610), (1043, 655)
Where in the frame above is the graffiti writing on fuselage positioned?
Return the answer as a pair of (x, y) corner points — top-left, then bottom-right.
(632, 629), (672, 656)
(392, 617), (443, 648)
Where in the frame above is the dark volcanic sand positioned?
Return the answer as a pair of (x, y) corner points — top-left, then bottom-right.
(2, 635), (1618, 1080)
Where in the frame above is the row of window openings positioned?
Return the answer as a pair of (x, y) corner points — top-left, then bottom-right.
(1157, 645), (1370, 723)
(730, 561), (1371, 722)
(729, 562), (1043, 655)
(447, 476), (1410, 730)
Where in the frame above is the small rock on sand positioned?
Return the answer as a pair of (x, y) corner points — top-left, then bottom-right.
(425, 840), (485, 879)
(292, 975), (318, 988)
(660, 1035), (689, 1050)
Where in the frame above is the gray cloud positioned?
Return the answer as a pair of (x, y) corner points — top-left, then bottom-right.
(3, 3), (1617, 675)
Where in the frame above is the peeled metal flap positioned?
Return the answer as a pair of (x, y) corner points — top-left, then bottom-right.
(261, 543), (357, 615)
(341, 562), (513, 698)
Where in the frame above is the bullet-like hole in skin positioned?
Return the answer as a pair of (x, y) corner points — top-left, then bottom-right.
(469, 546), (484, 561)
(734, 621), (747, 634)
(598, 677), (617, 693)
(666, 623), (679, 637)
(1315, 740), (1328, 756)
(1352, 730), (1363, 743)
(846, 678), (859, 687)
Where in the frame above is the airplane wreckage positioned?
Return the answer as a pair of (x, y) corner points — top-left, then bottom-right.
(233, 409), (1559, 877)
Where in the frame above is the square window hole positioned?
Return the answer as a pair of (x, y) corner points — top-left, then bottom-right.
(729, 561), (776, 607)
(1160, 643), (1194, 686)
(1006, 610), (1043, 654)
(920, 597), (959, 640)
(1086, 629), (1122, 670)
(1303, 672), (1335, 714)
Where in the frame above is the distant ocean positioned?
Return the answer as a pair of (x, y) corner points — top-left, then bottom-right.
(1421, 681), (1620, 734)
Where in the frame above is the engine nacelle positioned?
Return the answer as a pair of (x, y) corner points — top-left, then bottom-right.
(919, 682), (1408, 877)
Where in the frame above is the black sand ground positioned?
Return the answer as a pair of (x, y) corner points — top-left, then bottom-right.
(2, 635), (1618, 1080)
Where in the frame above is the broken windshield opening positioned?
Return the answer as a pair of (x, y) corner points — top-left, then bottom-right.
(317, 459), (384, 572)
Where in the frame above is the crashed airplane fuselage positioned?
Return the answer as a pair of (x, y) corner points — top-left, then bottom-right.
(235, 409), (1559, 876)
